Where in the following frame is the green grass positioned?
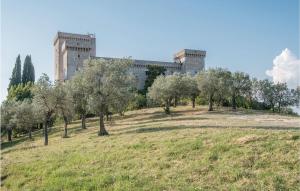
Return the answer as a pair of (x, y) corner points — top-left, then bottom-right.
(1, 106), (300, 190)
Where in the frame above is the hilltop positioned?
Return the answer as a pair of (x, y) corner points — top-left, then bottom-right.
(1, 106), (300, 190)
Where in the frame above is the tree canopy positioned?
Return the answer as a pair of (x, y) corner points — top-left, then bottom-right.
(8, 55), (22, 90)
(143, 65), (166, 94)
(81, 58), (135, 135)
(22, 55), (35, 84)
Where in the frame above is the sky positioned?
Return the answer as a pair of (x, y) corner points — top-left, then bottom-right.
(1, 0), (299, 102)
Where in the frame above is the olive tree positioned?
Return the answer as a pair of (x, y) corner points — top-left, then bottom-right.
(1, 100), (17, 142)
(213, 69), (231, 107)
(55, 82), (74, 138)
(147, 74), (180, 114)
(68, 71), (89, 129)
(83, 58), (134, 136)
(13, 99), (35, 139)
(109, 86), (136, 116)
(196, 69), (220, 111)
(273, 82), (292, 113)
(32, 74), (59, 145)
(257, 79), (277, 112)
(229, 72), (252, 110)
(181, 74), (199, 108)
(291, 86), (300, 107)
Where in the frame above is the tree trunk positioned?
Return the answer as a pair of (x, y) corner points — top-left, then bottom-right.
(98, 112), (108, 136)
(63, 122), (68, 138)
(208, 95), (213, 111)
(192, 97), (195, 108)
(164, 99), (171, 114)
(81, 114), (86, 129)
(44, 121), (48, 146)
(29, 127), (32, 139)
(63, 116), (68, 138)
(232, 95), (237, 110)
(174, 97), (177, 107)
(7, 128), (12, 142)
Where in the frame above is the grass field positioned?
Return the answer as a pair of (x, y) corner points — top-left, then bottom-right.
(1, 106), (300, 190)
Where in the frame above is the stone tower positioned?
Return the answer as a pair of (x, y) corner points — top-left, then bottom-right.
(54, 32), (96, 81)
(174, 49), (206, 74)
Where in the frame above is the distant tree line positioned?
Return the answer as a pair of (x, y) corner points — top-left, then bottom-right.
(148, 68), (300, 114)
(1, 58), (299, 145)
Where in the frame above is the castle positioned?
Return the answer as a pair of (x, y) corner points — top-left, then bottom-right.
(54, 32), (206, 89)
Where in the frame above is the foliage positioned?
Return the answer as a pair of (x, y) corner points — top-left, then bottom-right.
(273, 83), (292, 112)
(129, 93), (148, 110)
(67, 70), (90, 129)
(291, 86), (300, 106)
(12, 99), (35, 139)
(32, 74), (59, 145)
(147, 74), (184, 114)
(213, 68), (232, 107)
(22, 55), (35, 84)
(256, 80), (294, 112)
(1, 100), (18, 141)
(55, 82), (74, 137)
(196, 68), (221, 111)
(8, 55), (22, 90)
(7, 82), (34, 101)
(82, 58), (135, 135)
(229, 72), (252, 110)
(143, 65), (166, 94)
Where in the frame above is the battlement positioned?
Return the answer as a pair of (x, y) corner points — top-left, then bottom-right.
(54, 32), (95, 45)
(174, 49), (206, 61)
(54, 31), (96, 81)
(173, 49), (206, 74)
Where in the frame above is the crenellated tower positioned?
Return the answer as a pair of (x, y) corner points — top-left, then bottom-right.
(174, 49), (206, 74)
(54, 32), (96, 81)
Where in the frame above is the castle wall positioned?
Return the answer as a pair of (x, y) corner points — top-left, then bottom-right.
(54, 32), (206, 89)
(98, 57), (182, 89)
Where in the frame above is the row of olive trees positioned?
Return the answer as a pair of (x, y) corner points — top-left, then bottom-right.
(2, 63), (299, 144)
(1, 58), (135, 145)
(147, 68), (299, 114)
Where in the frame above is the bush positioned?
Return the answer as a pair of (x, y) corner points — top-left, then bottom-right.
(127, 93), (147, 110)
(195, 96), (207, 105)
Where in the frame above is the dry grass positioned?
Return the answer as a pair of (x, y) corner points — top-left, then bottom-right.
(1, 106), (300, 190)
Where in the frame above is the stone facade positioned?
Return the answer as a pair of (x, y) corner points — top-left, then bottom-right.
(54, 32), (206, 89)
(54, 32), (96, 81)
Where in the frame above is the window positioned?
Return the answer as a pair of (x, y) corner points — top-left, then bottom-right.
(78, 54), (80, 58)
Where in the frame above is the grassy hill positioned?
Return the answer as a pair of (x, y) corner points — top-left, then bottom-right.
(1, 106), (300, 190)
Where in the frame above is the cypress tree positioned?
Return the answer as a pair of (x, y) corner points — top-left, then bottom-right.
(8, 55), (22, 90)
(22, 55), (35, 84)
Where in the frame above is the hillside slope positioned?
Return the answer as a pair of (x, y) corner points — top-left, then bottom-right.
(1, 106), (300, 190)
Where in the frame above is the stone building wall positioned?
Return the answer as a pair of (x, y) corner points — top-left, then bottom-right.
(54, 32), (206, 89)
(54, 32), (96, 81)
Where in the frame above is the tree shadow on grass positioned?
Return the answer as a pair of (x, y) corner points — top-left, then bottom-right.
(1, 138), (27, 150)
(1, 126), (63, 151)
(120, 124), (300, 135)
(137, 117), (209, 125)
(126, 112), (183, 123)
